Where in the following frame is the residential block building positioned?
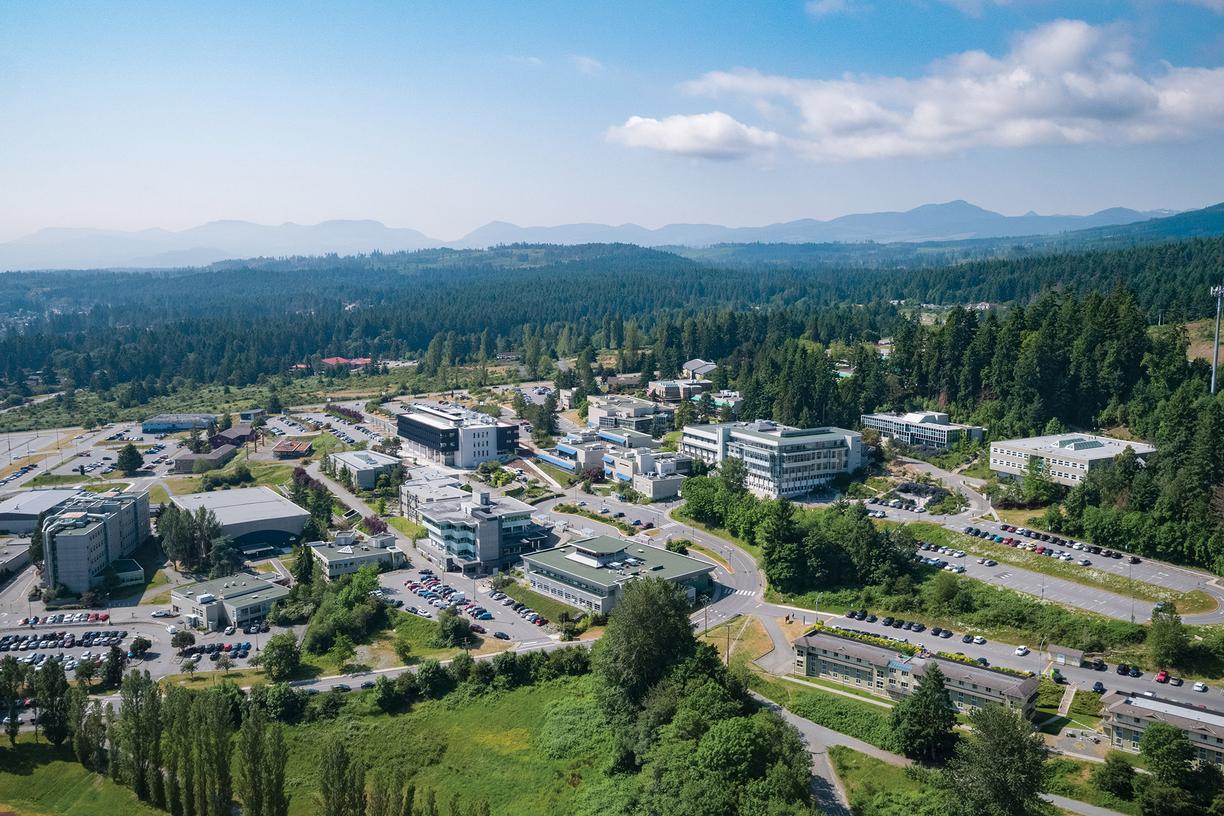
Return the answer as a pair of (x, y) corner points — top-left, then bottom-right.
(680, 420), (863, 499)
(793, 629), (1039, 718)
(397, 403), (519, 468)
(41, 491), (151, 595)
(522, 535), (713, 614)
(1104, 691), (1224, 766)
(419, 490), (546, 575)
(859, 411), (984, 450)
(989, 433), (1156, 487)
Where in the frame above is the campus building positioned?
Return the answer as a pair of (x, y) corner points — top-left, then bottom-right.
(271, 439), (312, 459)
(328, 449), (401, 490)
(399, 465), (468, 522)
(41, 491), (151, 595)
(646, 379), (710, 402)
(173, 444), (237, 474)
(418, 490), (547, 575)
(0, 488), (81, 534)
(586, 395), (673, 436)
(308, 530), (404, 580)
(989, 433), (1156, 487)
(171, 573), (290, 631)
(603, 449), (694, 501)
(680, 420), (863, 499)
(211, 422), (254, 448)
(170, 487), (309, 552)
(396, 403), (519, 468)
(141, 413), (216, 434)
(1103, 692), (1224, 766)
(522, 535), (714, 614)
(793, 629), (1039, 719)
(859, 411), (985, 450)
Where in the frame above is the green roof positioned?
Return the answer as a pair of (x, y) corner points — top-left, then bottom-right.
(523, 536), (712, 589)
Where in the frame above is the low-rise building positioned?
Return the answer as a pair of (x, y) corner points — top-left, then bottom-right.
(538, 433), (614, 474)
(211, 422), (254, 448)
(682, 358), (718, 380)
(41, 491), (151, 595)
(586, 395), (673, 436)
(522, 535), (714, 614)
(680, 420), (863, 499)
(860, 411), (985, 450)
(173, 444), (237, 474)
(308, 530), (404, 580)
(272, 439), (312, 459)
(595, 427), (660, 449)
(793, 629), (1038, 718)
(0, 488), (82, 534)
(603, 449), (693, 501)
(397, 403), (519, 468)
(0, 540), (31, 580)
(1104, 691), (1224, 765)
(238, 408), (265, 423)
(142, 413), (216, 434)
(419, 490), (546, 575)
(989, 433), (1156, 487)
(692, 389), (741, 413)
(647, 379), (711, 402)
(170, 487), (309, 551)
(329, 449), (401, 490)
(171, 573), (290, 631)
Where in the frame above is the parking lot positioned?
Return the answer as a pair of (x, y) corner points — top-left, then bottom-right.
(290, 412), (383, 446)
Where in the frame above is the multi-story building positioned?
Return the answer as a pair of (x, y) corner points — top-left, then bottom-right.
(603, 449), (693, 501)
(680, 420), (863, 499)
(141, 413), (216, 434)
(1103, 691), (1224, 766)
(419, 490), (547, 575)
(171, 573), (290, 631)
(793, 629), (1039, 718)
(860, 411), (985, 450)
(41, 491), (151, 595)
(399, 465), (468, 522)
(537, 436), (613, 475)
(989, 433), (1156, 487)
(329, 449), (401, 490)
(586, 395), (673, 436)
(522, 535), (713, 614)
(396, 403), (519, 468)
(647, 379), (710, 402)
(308, 531), (404, 580)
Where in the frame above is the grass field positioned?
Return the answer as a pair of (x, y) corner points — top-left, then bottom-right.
(534, 459), (578, 487)
(828, 746), (933, 816)
(499, 582), (577, 623)
(165, 451), (295, 496)
(1046, 757), (1139, 815)
(83, 481), (132, 493)
(148, 484), (170, 505)
(699, 615), (773, 669)
(387, 516), (426, 540)
(26, 472), (95, 488)
(0, 736), (167, 816)
(907, 522), (1215, 615)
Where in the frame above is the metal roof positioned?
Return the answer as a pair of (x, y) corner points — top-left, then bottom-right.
(170, 486), (308, 527)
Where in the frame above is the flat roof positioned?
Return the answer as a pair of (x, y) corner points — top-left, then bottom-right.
(992, 433), (1155, 461)
(687, 420), (860, 444)
(309, 540), (398, 563)
(862, 411), (982, 432)
(171, 486), (308, 527)
(330, 450), (400, 470)
(523, 535), (712, 589)
(420, 492), (534, 524)
(0, 489), (82, 518)
(145, 413), (215, 423)
(174, 573), (290, 606)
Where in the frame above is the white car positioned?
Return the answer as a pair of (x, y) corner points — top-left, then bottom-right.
(166, 625), (178, 635)
(1195, 682), (1209, 692)
(1014, 645), (1029, 656)
(972, 635), (986, 645)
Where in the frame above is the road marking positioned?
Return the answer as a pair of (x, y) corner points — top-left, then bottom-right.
(733, 589), (756, 597)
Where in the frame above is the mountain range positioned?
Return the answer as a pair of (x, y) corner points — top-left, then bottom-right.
(0, 200), (1183, 271)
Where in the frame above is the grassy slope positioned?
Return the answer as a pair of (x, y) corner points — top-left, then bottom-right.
(499, 582), (578, 624)
(0, 737), (165, 816)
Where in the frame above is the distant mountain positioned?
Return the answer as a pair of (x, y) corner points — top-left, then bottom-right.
(0, 202), (1180, 271)
(0, 219), (440, 271)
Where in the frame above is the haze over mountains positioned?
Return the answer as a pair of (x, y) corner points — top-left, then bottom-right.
(0, 200), (1179, 271)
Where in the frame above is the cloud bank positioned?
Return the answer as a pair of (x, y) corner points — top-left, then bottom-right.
(607, 19), (1224, 161)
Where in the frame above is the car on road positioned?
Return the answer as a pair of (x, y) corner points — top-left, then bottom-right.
(334, 684), (352, 692)
(360, 681), (376, 689)
(1156, 670), (1170, 683)
(972, 635), (986, 645)
(962, 634), (973, 643)
(1116, 663), (1131, 675)
(1196, 682), (1210, 692)
(1014, 645), (1029, 656)
(1129, 666), (1142, 678)
(1092, 681), (1106, 694)
(1170, 677), (1184, 687)
(493, 631), (510, 640)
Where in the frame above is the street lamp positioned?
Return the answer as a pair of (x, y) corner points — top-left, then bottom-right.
(1211, 285), (1224, 396)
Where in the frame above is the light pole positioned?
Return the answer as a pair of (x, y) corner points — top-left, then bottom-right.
(1211, 285), (1224, 396)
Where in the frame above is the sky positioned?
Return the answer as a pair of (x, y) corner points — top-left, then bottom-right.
(2, 0), (1224, 242)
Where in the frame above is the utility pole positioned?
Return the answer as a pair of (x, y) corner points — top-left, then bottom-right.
(1212, 285), (1224, 396)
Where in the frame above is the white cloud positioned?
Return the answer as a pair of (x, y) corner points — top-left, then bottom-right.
(605, 111), (781, 159)
(508, 55), (544, 67)
(570, 54), (604, 75)
(805, 0), (854, 17)
(640, 18), (1224, 161)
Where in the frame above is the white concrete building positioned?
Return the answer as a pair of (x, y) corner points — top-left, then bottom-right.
(586, 395), (673, 436)
(329, 449), (401, 490)
(680, 420), (862, 498)
(42, 491), (151, 595)
(396, 403), (519, 468)
(419, 490), (546, 575)
(308, 530), (404, 580)
(989, 433), (1155, 487)
(603, 449), (694, 501)
(860, 411), (984, 450)
(399, 465), (468, 522)
(171, 573), (289, 631)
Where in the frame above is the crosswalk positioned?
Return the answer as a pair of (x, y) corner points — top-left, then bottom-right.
(731, 589), (756, 597)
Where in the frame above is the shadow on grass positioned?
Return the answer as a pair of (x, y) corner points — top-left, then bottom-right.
(0, 740), (74, 777)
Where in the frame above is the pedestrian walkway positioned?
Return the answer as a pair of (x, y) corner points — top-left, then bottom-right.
(1057, 683), (1077, 716)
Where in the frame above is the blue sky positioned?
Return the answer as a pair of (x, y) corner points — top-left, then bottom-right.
(1, 0), (1223, 241)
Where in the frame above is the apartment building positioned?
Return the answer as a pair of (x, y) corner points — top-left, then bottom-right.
(680, 420), (863, 499)
(603, 448), (693, 500)
(419, 490), (546, 575)
(308, 530), (404, 580)
(41, 491), (151, 595)
(586, 395), (673, 436)
(1103, 692), (1224, 766)
(860, 411), (984, 450)
(522, 535), (713, 614)
(397, 403), (519, 468)
(793, 629), (1038, 718)
(171, 573), (290, 631)
(989, 433), (1156, 487)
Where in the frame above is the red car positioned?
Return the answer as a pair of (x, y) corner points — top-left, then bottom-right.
(1156, 670), (1170, 683)
(99, 613), (109, 621)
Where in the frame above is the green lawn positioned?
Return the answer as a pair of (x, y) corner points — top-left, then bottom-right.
(499, 582), (578, 624)
(1046, 757), (1140, 815)
(0, 737), (166, 816)
(670, 509), (763, 564)
(26, 472), (94, 487)
(387, 516), (426, 540)
(828, 746), (936, 816)
(749, 672), (897, 751)
(148, 484), (170, 505)
(83, 481), (132, 493)
(534, 459), (578, 487)
(166, 450), (295, 496)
